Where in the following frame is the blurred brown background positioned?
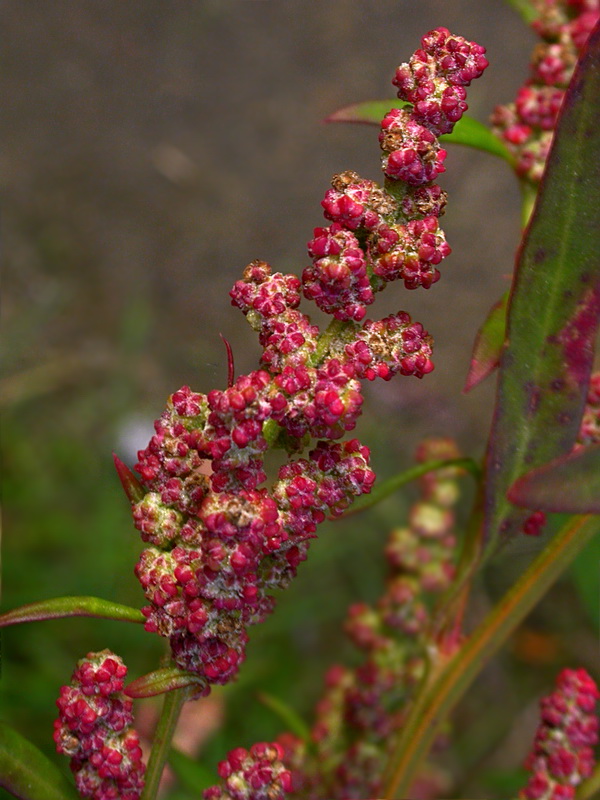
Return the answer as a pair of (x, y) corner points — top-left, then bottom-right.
(4, 0), (535, 458)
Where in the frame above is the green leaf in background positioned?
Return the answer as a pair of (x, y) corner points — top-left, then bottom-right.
(508, 444), (600, 513)
(257, 691), (311, 742)
(0, 596), (145, 627)
(505, 0), (539, 25)
(483, 21), (600, 550)
(464, 290), (509, 392)
(168, 747), (217, 794)
(0, 722), (79, 800)
(126, 667), (207, 698)
(325, 100), (514, 162)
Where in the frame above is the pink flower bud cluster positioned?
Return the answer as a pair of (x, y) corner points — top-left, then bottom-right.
(492, 0), (599, 182)
(302, 28), (487, 318)
(53, 650), (145, 800)
(518, 667), (599, 800)
(203, 742), (293, 800)
(125, 30), (485, 696)
(280, 439), (463, 800)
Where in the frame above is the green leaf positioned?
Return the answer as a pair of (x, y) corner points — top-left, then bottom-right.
(483, 23), (600, 550)
(257, 691), (311, 742)
(505, 0), (539, 24)
(464, 290), (509, 392)
(126, 667), (207, 698)
(508, 444), (600, 513)
(0, 596), (145, 627)
(168, 747), (216, 793)
(325, 100), (513, 162)
(0, 721), (79, 800)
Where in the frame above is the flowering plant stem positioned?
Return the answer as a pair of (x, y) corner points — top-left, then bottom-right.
(140, 685), (190, 800)
(381, 513), (600, 799)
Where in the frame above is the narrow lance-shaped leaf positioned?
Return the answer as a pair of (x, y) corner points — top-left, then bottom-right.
(508, 444), (600, 513)
(325, 100), (514, 162)
(483, 21), (600, 550)
(0, 596), (145, 628)
(0, 721), (79, 800)
(464, 290), (509, 392)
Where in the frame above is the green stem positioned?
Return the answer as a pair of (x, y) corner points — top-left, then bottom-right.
(309, 318), (349, 367)
(338, 457), (481, 518)
(381, 514), (600, 799)
(520, 180), (539, 229)
(141, 687), (188, 800)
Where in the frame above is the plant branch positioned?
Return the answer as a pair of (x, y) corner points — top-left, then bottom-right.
(140, 686), (189, 800)
(381, 514), (600, 798)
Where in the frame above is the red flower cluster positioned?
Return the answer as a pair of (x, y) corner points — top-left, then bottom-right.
(121, 28), (487, 699)
(302, 26), (487, 320)
(204, 742), (293, 800)
(492, 0), (600, 182)
(519, 668), (599, 800)
(53, 650), (145, 800)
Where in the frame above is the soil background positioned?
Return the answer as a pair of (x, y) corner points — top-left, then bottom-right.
(4, 0), (535, 458)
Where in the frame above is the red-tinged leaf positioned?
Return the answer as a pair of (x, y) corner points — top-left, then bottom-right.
(483, 21), (600, 550)
(125, 666), (207, 698)
(0, 721), (79, 800)
(0, 596), (145, 627)
(464, 291), (509, 392)
(325, 100), (513, 162)
(508, 444), (600, 513)
(220, 333), (235, 387)
(113, 452), (145, 504)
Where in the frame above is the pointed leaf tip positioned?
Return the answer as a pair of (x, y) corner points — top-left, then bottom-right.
(113, 453), (145, 505)
(464, 291), (509, 393)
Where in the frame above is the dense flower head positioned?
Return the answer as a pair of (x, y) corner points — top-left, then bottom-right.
(54, 651), (145, 800)
(321, 171), (398, 231)
(343, 312), (434, 380)
(518, 668), (599, 800)
(392, 27), (488, 136)
(204, 742), (293, 800)
(493, 0), (600, 182)
(304, 223), (374, 321)
(258, 308), (320, 373)
(379, 109), (448, 185)
(369, 216), (451, 289)
(230, 260), (301, 324)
